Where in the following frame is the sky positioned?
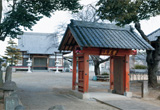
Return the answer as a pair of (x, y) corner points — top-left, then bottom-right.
(0, 0), (160, 56)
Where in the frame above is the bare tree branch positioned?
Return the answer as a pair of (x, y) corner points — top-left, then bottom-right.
(99, 57), (110, 64)
(46, 32), (59, 51)
(63, 57), (72, 63)
(135, 22), (151, 44)
(90, 55), (110, 64)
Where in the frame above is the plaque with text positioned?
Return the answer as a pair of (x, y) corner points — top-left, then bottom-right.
(101, 49), (118, 56)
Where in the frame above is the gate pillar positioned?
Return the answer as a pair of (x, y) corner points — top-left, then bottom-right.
(83, 53), (89, 92)
(72, 48), (77, 90)
(77, 53), (89, 93)
(110, 57), (114, 90)
(124, 55), (130, 92)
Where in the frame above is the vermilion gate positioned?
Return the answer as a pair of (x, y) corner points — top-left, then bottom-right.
(72, 47), (131, 94)
(58, 20), (153, 95)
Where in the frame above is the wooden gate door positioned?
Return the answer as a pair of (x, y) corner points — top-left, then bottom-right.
(77, 55), (85, 92)
(33, 57), (48, 70)
(113, 56), (125, 94)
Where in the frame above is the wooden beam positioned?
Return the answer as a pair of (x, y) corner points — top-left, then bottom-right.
(67, 36), (74, 49)
(81, 47), (132, 56)
(81, 48), (101, 55)
(63, 35), (71, 50)
(31, 56), (48, 58)
(60, 28), (70, 50)
(69, 46), (73, 50)
(65, 44), (75, 46)
(71, 40), (77, 51)
(72, 47), (77, 90)
(62, 30), (71, 50)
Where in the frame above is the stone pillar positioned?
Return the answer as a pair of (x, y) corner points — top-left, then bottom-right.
(5, 66), (12, 82)
(141, 81), (149, 98)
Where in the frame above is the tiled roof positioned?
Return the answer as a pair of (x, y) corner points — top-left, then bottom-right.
(59, 20), (154, 51)
(147, 28), (160, 41)
(18, 32), (59, 54)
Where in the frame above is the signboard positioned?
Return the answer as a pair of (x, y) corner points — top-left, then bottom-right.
(101, 49), (118, 56)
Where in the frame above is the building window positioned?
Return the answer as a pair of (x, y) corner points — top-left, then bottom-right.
(23, 58), (28, 66)
(49, 58), (55, 67)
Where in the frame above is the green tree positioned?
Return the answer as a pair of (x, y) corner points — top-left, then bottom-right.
(0, 0), (82, 41)
(96, 0), (160, 87)
(4, 38), (22, 66)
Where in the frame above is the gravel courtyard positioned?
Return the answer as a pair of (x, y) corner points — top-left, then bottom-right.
(12, 71), (110, 110)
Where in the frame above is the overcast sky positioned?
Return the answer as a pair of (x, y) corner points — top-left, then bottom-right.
(0, 0), (160, 56)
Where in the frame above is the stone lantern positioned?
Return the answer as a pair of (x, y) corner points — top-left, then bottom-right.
(55, 59), (59, 73)
(26, 58), (32, 73)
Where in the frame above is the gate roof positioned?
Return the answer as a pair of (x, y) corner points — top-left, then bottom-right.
(59, 20), (154, 51)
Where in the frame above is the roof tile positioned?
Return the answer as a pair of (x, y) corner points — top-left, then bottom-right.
(59, 20), (154, 50)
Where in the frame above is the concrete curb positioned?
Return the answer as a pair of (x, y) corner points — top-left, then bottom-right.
(69, 90), (90, 99)
(93, 98), (121, 110)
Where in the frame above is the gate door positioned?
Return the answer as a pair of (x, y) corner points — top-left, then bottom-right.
(33, 58), (47, 70)
(113, 56), (124, 94)
(77, 54), (85, 92)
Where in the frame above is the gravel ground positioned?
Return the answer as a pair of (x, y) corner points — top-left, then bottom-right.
(11, 71), (160, 110)
(12, 71), (110, 110)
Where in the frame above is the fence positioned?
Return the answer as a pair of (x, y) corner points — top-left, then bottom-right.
(130, 69), (160, 81)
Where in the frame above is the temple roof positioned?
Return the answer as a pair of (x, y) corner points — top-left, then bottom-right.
(18, 32), (59, 55)
(147, 28), (160, 42)
(59, 20), (154, 51)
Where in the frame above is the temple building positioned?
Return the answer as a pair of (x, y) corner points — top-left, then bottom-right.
(13, 32), (63, 71)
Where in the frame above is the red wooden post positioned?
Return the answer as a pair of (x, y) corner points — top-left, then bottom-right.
(124, 55), (130, 92)
(83, 53), (89, 92)
(72, 48), (77, 90)
(110, 57), (114, 90)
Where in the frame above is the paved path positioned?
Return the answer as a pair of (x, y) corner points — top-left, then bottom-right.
(90, 92), (160, 110)
(12, 72), (110, 110)
(12, 72), (160, 110)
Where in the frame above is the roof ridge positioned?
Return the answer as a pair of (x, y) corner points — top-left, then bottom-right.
(23, 32), (53, 35)
(147, 28), (160, 37)
(70, 19), (131, 31)
(58, 19), (154, 51)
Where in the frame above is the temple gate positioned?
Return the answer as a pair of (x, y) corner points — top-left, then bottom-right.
(59, 20), (153, 95)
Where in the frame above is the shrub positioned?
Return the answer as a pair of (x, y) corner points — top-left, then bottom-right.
(102, 72), (109, 75)
(134, 64), (147, 69)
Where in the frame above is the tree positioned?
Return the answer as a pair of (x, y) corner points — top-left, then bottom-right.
(0, 0), (82, 41)
(73, 4), (110, 76)
(96, 0), (160, 87)
(46, 32), (59, 51)
(4, 38), (22, 66)
(0, 0), (2, 22)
